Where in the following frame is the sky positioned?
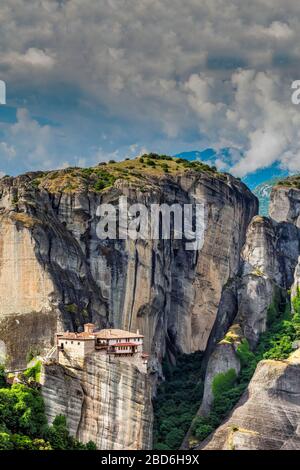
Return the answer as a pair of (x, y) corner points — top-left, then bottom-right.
(0, 0), (300, 178)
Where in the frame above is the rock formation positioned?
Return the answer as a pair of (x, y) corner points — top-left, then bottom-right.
(200, 336), (241, 416)
(0, 158), (259, 450)
(9, 158), (300, 451)
(196, 179), (300, 448)
(0, 161), (257, 371)
(200, 352), (300, 450)
(270, 185), (300, 227)
(235, 215), (299, 346)
(41, 352), (153, 450)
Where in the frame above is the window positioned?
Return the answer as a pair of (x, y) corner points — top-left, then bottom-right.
(78, 342), (80, 345)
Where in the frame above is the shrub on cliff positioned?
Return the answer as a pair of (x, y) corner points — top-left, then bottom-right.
(45, 415), (96, 450)
(0, 383), (46, 437)
(0, 368), (96, 450)
(211, 369), (237, 399)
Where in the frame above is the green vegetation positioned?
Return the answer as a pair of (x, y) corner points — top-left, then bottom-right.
(212, 369), (237, 398)
(140, 153), (173, 161)
(0, 366), (6, 389)
(191, 290), (300, 446)
(293, 287), (300, 321)
(65, 303), (78, 314)
(277, 175), (300, 189)
(30, 166), (117, 193)
(145, 159), (156, 167)
(160, 162), (169, 173)
(28, 154), (223, 194)
(92, 169), (116, 192)
(31, 178), (41, 189)
(23, 362), (42, 383)
(153, 351), (203, 450)
(26, 347), (41, 364)
(174, 157), (220, 174)
(0, 367), (96, 450)
(220, 324), (243, 345)
(12, 193), (19, 205)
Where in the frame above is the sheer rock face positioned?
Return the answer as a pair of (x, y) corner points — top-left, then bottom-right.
(51, 173), (257, 366)
(200, 353), (300, 450)
(269, 183), (300, 308)
(0, 213), (59, 368)
(200, 342), (241, 416)
(197, 183), (300, 446)
(199, 199), (300, 420)
(270, 186), (300, 227)
(0, 177), (108, 369)
(0, 170), (257, 370)
(41, 353), (153, 450)
(235, 215), (299, 346)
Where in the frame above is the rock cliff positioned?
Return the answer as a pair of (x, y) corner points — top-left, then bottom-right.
(270, 180), (300, 228)
(0, 158), (257, 371)
(200, 352), (300, 450)
(2, 160), (300, 451)
(196, 178), (300, 449)
(200, 338), (241, 416)
(41, 352), (153, 450)
(235, 215), (299, 346)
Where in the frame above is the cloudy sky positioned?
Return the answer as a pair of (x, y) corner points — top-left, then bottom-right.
(0, 0), (300, 177)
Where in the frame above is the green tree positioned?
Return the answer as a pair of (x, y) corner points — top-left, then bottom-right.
(46, 415), (71, 450)
(0, 365), (7, 389)
(212, 369), (237, 399)
(165, 428), (185, 449)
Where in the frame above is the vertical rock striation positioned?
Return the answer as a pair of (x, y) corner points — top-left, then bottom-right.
(41, 353), (153, 450)
(0, 165), (257, 371)
(0, 160), (258, 450)
(196, 178), (300, 447)
(270, 185), (300, 228)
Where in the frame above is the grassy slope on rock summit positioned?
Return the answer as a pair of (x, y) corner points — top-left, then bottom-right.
(276, 174), (300, 190)
(3, 153), (226, 195)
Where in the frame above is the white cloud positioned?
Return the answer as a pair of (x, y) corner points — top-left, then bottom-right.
(1, 1), (300, 175)
(0, 108), (61, 172)
(184, 69), (300, 176)
(2, 48), (55, 69)
(0, 142), (16, 160)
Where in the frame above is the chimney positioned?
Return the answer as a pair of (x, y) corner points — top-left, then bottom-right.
(137, 329), (140, 335)
(84, 323), (95, 334)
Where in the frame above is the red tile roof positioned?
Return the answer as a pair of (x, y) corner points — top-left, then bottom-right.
(58, 326), (144, 341)
(58, 332), (95, 340)
(95, 329), (144, 339)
